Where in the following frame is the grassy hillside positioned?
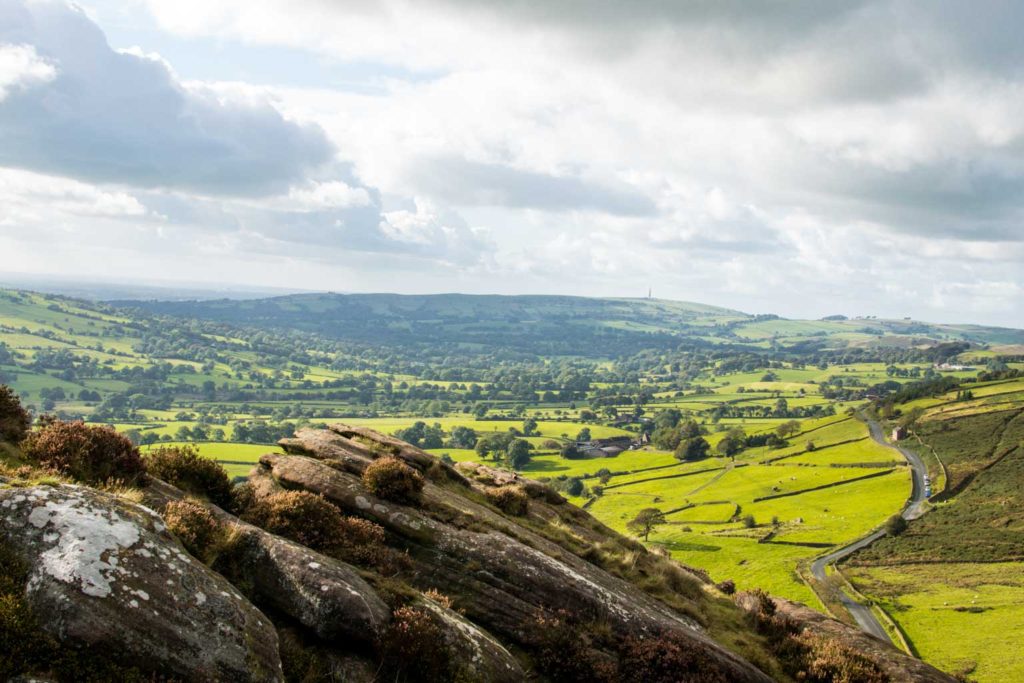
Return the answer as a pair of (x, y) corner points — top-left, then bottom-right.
(845, 377), (1024, 682)
(120, 291), (1024, 354)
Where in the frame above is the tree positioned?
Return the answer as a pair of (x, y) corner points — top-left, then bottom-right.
(395, 421), (445, 449)
(575, 427), (591, 442)
(448, 426), (478, 449)
(775, 420), (800, 439)
(651, 426), (682, 451)
(899, 407), (925, 429)
(884, 514), (908, 537)
(560, 443), (583, 459)
(522, 417), (538, 437)
(626, 508), (666, 541)
(507, 439), (532, 470)
(675, 436), (710, 462)
(773, 398), (790, 417)
(716, 427), (746, 459)
(678, 419), (703, 440)
(654, 408), (682, 430)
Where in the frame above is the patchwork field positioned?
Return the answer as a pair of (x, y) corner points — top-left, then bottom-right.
(565, 415), (911, 606)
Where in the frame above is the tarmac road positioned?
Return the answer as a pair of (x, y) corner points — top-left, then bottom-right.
(807, 413), (930, 643)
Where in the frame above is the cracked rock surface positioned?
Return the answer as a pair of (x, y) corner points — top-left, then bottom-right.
(0, 484), (283, 683)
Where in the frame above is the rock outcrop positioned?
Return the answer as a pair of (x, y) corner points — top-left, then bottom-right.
(766, 598), (958, 683)
(270, 426), (773, 683)
(0, 484), (283, 682)
(142, 478), (390, 647)
(1, 423), (961, 682)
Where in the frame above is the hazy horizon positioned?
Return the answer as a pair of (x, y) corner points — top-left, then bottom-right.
(2, 271), (1020, 330)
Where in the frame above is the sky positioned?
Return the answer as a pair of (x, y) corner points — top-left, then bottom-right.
(0, 0), (1022, 326)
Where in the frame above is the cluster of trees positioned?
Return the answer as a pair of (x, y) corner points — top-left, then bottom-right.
(643, 408), (800, 463)
(474, 431), (532, 469)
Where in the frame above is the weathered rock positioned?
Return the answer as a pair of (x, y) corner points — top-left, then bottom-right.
(143, 478), (390, 647)
(246, 464), (285, 499)
(259, 451), (773, 683)
(279, 425), (429, 472)
(456, 460), (566, 503)
(415, 598), (525, 683)
(0, 484), (283, 682)
(737, 594), (957, 683)
(226, 528), (390, 644)
(280, 424), (470, 486)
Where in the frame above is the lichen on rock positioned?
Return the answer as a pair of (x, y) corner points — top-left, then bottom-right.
(0, 484), (283, 682)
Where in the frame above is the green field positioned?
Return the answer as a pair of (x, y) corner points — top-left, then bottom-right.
(571, 415), (910, 605)
(847, 563), (1024, 682)
(846, 377), (1024, 682)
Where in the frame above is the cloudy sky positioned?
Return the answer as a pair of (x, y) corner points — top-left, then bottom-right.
(1, 0), (1022, 325)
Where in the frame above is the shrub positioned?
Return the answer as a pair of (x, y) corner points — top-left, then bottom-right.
(0, 385), (30, 444)
(145, 445), (232, 508)
(21, 420), (145, 485)
(423, 588), (453, 610)
(884, 514), (908, 537)
(530, 609), (617, 683)
(619, 631), (729, 683)
(337, 514), (387, 546)
(742, 514), (757, 529)
(798, 633), (888, 683)
(163, 499), (225, 562)
(242, 490), (348, 553)
(230, 481), (257, 516)
(716, 579), (736, 595)
(362, 457), (424, 504)
(379, 606), (454, 682)
(485, 485), (529, 516)
(565, 477), (585, 496)
(243, 491), (403, 572)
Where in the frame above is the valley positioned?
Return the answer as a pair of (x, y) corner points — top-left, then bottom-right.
(1, 286), (1023, 681)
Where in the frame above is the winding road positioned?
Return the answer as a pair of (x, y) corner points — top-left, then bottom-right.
(808, 414), (929, 643)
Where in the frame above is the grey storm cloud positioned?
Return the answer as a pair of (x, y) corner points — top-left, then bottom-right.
(0, 0), (334, 196)
(408, 156), (657, 216)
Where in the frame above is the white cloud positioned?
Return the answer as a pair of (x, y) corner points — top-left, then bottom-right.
(283, 181), (372, 211)
(0, 167), (148, 221)
(0, 43), (56, 100)
(0, 0), (1022, 325)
